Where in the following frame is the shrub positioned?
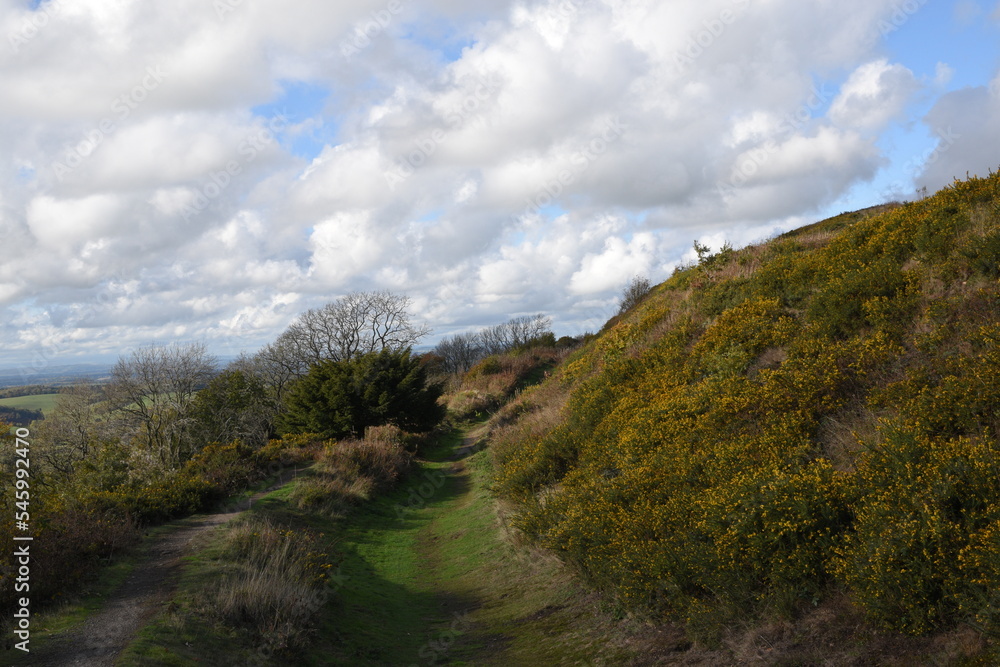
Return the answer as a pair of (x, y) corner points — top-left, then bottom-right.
(492, 173), (1000, 639)
(280, 349), (445, 440)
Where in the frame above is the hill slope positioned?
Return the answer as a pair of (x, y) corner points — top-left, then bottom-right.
(491, 173), (1000, 642)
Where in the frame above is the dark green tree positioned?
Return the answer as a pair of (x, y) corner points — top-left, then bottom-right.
(279, 349), (445, 440)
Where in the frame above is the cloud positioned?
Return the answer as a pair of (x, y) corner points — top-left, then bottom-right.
(2, 0), (983, 366)
(916, 79), (1000, 190)
(829, 59), (921, 131)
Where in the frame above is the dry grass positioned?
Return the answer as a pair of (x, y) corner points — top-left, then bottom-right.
(816, 401), (881, 473)
(289, 425), (413, 515)
(196, 515), (333, 653)
(718, 593), (990, 666)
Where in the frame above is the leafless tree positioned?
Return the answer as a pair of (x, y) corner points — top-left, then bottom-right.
(31, 384), (110, 481)
(231, 340), (303, 405)
(105, 342), (217, 467)
(478, 314), (551, 355)
(433, 332), (484, 375)
(279, 290), (430, 369)
(617, 275), (653, 315)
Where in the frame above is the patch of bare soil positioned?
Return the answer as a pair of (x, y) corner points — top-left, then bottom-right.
(18, 479), (294, 667)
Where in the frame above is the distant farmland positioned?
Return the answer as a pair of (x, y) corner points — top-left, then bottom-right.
(0, 393), (60, 416)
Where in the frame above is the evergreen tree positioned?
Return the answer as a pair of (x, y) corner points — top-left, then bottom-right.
(279, 349), (444, 439)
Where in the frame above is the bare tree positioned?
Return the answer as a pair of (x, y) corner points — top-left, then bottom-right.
(279, 290), (430, 369)
(231, 339), (303, 405)
(105, 343), (217, 467)
(478, 314), (551, 355)
(617, 276), (653, 315)
(506, 314), (551, 347)
(433, 332), (484, 375)
(31, 385), (109, 481)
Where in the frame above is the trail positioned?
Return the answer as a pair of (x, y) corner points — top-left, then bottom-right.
(18, 476), (296, 667)
(326, 423), (665, 666)
(22, 424), (675, 665)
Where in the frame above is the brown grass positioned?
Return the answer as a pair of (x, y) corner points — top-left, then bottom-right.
(196, 515), (333, 653)
(289, 425), (413, 515)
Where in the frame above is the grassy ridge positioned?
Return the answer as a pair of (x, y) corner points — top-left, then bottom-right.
(491, 173), (1000, 645)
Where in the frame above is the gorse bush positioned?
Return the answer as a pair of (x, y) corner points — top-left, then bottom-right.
(493, 173), (1000, 637)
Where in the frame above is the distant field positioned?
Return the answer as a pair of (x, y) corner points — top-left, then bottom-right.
(0, 394), (61, 416)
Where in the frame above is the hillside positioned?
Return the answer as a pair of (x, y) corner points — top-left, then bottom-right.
(490, 172), (1000, 646)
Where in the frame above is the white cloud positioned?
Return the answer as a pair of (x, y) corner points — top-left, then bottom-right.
(2, 0), (983, 366)
(26, 194), (125, 252)
(934, 62), (955, 87)
(308, 210), (386, 285)
(916, 81), (1000, 191)
(569, 233), (657, 295)
(829, 59), (921, 131)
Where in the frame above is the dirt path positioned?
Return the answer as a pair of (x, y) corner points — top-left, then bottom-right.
(20, 476), (296, 667)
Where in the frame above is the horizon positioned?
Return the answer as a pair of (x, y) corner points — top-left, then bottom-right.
(1, 0), (999, 369)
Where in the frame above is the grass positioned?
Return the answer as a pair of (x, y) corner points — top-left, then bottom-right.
(108, 420), (657, 665)
(119, 503), (339, 666)
(6, 460), (306, 663)
(0, 393), (60, 415)
(297, 421), (649, 666)
(8, 518), (191, 665)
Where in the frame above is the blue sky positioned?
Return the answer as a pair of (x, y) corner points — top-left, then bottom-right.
(0, 0), (998, 369)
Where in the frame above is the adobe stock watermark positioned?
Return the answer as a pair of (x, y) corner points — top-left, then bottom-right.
(672, 0), (752, 73)
(50, 65), (169, 183)
(180, 112), (290, 220)
(509, 117), (628, 223)
(877, 0), (929, 37)
(383, 74), (503, 191)
(341, 0), (405, 59)
(879, 126), (960, 202)
(394, 468), (447, 519)
(214, 0), (245, 21)
(8, 0), (66, 54)
(717, 83), (833, 201)
(408, 610), (473, 666)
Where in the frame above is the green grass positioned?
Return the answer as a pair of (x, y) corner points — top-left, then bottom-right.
(301, 422), (643, 666)
(113, 422), (647, 665)
(0, 393), (60, 415)
(119, 499), (339, 666)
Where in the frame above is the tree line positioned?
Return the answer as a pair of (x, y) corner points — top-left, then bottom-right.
(430, 313), (553, 375)
(0, 406), (44, 426)
(32, 291), (561, 481)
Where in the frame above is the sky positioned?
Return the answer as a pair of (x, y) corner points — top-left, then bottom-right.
(0, 0), (998, 371)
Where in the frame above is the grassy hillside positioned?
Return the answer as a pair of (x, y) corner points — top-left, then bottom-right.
(491, 172), (1000, 644)
(0, 393), (60, 415)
